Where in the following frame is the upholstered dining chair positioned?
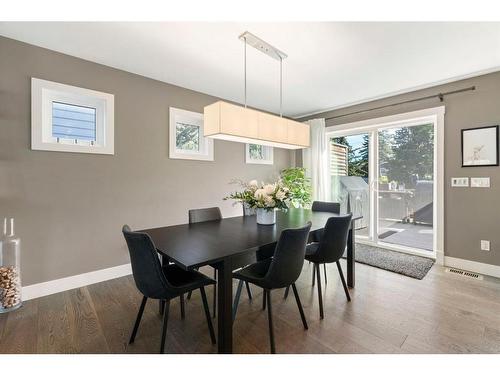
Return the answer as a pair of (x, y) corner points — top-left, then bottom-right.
(122, 225), (216, 353)
(305, 214), (352, 319)
(282, 200), (342, 299)
(232, 222), (312, 353)
(310, 201), (341, 285)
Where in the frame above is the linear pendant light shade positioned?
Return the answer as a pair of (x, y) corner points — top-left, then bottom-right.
(204, 101), (310, 149)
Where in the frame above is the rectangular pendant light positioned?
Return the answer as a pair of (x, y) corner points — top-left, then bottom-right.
(204, 101), (310, 149)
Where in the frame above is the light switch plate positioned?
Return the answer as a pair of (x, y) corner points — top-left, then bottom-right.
(471, 177), (490, 188)
(451, 177), (469, 187)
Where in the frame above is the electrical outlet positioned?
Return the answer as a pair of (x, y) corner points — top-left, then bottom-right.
(481, 240), (490, 251)
(451, 177), (469, 187)
(471, 177), (490, 188)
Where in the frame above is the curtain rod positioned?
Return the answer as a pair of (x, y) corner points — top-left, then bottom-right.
(325, 86), (476, 121)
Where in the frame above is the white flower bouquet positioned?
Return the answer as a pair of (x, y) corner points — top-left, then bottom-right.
(224, 179), (291, 212)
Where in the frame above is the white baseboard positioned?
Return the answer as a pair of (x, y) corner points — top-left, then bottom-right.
(444, 256), (500, 279)
(22, 263), (132, 301)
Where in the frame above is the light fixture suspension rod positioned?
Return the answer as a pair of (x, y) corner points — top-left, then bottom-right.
(244, 37), (247, 108)
(279, 57), (283, 117)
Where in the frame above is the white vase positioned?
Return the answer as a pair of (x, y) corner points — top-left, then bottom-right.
(256, 208), (276, 225)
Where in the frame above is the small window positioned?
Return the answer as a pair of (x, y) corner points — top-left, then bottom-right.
(245, 144), (273, 165)
(31, 78), (114, 154)
(169, 107), (214, 161)
(52, 102), (97, 142)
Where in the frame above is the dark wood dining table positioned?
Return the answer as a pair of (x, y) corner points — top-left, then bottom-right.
(142, 208), (362, 354)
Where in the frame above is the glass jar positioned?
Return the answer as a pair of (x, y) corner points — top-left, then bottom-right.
(0, 218), (22, 313)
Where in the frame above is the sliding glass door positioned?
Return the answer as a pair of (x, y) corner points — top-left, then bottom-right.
(328, 117), (438, 257)
(376, 123), (434, 252)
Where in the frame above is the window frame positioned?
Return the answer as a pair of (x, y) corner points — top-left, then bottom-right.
(169, 107), (214, 161)
(245, 144), (274, 165)
(31, 78), (114, 155)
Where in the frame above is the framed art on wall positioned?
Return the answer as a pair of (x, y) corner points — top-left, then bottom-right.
(169, 107), (214, 161)
(461, 125), (499, 167)
(245, 143), (273, 165)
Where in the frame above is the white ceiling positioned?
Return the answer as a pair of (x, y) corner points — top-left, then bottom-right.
(1, 22), (500, 118)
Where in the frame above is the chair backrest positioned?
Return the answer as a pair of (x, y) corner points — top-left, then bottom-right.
(312, 201), (340, 214)
(122, 225), (171, 299)
(264, 222), (312, 289)
(189, 207), (222, 224)
(315, 214), (352, 263)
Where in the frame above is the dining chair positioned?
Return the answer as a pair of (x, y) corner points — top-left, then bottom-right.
(305, 214), (352, 319)
(282, 200), (341, 300)
(186, 207), (253, 317)
(232, 222), (312, 353)
(311, 201), (341, 285)
(122, 225), (216, 353)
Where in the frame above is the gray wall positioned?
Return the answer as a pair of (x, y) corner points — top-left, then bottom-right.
(0, 36), (291, 286)
(299, 71), (500, 266)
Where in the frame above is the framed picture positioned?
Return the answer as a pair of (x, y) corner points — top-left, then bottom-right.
(245, 143), (273, 165)
(461, 125), (499, 167)
(169, 107), (214, 161)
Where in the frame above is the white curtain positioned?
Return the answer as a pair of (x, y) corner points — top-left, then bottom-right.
(302, 118), (329, 201)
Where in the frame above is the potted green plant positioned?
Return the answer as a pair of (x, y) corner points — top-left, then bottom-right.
(280, 167), (312, 208)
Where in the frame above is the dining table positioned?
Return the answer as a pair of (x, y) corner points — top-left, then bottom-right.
(142, 208), (362, 354)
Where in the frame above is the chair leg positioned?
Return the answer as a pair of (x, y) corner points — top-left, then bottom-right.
(312, 264), (316, 286)
(200, 287), (216, 344)
(265, 289), (276, 354)
(212, 268), (217, 318)
(187, 267), (200, 300)
(336, 261), (351, 301)
(159, 299), (170, 354)
(323, 263), (328, 284)
(232, 280), (244, 322)
(283, 285), (290, 299)
(316, 263), (324, 319)
(262, 289), (267, 310)
(129, 296), (147, 344)
(245, 281), (253, 300)
(291, 283), (308, 330)
(179, 294), (185, 319)
(159, 300), (165, 316)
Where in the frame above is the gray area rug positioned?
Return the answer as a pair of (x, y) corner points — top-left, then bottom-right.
(345, 243), (435, 279)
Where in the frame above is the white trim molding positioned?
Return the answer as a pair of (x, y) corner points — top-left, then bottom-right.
(22, 263), (132, 301)
(444, 257), (500, 279)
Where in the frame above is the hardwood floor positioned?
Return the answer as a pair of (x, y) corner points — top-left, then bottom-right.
(1, 260), (500, 354)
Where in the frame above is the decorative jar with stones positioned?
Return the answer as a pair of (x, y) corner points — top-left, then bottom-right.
(0, 218), (22, 313)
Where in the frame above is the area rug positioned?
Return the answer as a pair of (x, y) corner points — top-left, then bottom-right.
(344, 243), (435, 279)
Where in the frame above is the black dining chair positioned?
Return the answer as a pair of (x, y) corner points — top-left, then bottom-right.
(122, 225), (216, 353)
(282, 200), (341, 300)
(232, 222), (312, 354)
(310, 201), (341, 285)
(186, 207), (253, 317)
(305, 214), (352, 319)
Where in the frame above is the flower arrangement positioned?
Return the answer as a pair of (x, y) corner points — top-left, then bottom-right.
(224, 179), (291, 212)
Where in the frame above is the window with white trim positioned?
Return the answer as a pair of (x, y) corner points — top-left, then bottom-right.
(31, 78), (114, 154)
(245, 144), (273, 165)
(169, 107), (214, 161)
